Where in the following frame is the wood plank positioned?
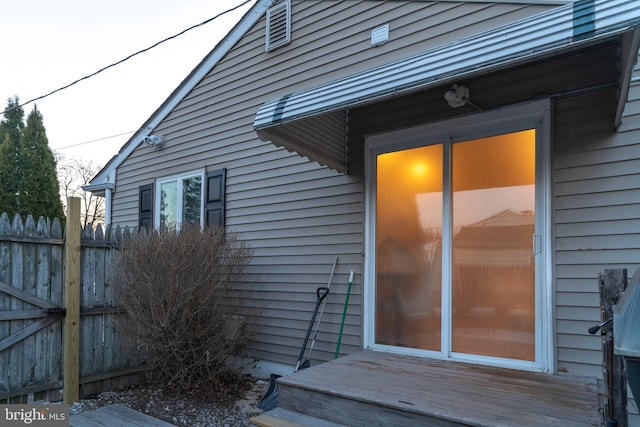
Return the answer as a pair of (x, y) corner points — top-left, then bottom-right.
(0, 237), (10, 395)
(70, 404), (174, 427)
(9, 227), (25, 392)
(0, 317), (58, 352)
(0, 308), (48, 321)
(277, 351), (599, 426)
(35, 236), (51, 390)
(69, 413), (109, 427)
(21, 223), (37, 394)
(250, 407), (348, 427)
(0, 281), (58, 309)
(80, 244), (96, 380)
(49, 227), (64, 394)
(64, 197), (81, 404)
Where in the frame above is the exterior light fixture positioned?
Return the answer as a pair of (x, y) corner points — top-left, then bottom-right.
(143, 134), (165, 150)
(444, 84), (483, 111)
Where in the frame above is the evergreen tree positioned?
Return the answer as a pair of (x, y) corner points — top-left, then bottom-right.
(0, 97), (64, 221)
(20, 105), (65, 221)
(0, 96), (25, 214)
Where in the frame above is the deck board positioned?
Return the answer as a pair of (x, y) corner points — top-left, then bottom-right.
(277, 351), (600, 426)
(69, 404), (175, 427)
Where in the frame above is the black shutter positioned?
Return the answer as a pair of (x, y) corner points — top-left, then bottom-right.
(206, 168), (226, 228)
(139, 183), (154, 230)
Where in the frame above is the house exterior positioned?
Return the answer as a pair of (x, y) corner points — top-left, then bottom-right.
(87, 0), (640, 422)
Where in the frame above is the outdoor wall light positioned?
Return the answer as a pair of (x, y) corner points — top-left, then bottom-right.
(143, 134), (165, 150)
(444, 84), (483, 111)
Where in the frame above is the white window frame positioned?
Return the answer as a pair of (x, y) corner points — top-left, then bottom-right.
(364, 99), (553, 373)
(154, 169), (205, 229)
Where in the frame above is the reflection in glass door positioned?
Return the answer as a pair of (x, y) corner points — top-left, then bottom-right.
(374, 129), (536, 362)
(451, 130), (535, 361)
(376, 144), (443, 351)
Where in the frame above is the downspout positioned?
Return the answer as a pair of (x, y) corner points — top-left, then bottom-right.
(104, 187), (112, 227)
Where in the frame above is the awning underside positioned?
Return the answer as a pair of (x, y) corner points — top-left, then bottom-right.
(258, 110), (347, 172)
(254, 0), (640, 173)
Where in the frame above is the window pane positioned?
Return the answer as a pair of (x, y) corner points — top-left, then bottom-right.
(375, 144), (442, 351)
(451, 130), (535, 361)
(182, 175), (202, 225)
(160, 181), (178, 229)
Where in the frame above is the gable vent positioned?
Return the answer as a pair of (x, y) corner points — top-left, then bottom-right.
(266, 0), (291, 52)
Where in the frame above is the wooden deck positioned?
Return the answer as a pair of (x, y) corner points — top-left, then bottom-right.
(69, 404), (174, 427)
(252, 350), (600, 426)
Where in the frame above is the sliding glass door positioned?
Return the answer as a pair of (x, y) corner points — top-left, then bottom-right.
(371, 121), (543, 366)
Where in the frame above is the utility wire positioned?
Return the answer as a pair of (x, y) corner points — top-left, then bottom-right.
(2, 0), (253, 115)
(54, 131), (136, 150)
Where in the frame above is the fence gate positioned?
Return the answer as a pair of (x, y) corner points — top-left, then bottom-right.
(0, 281), (65, 353)
(0, 213), (65, 402)
(0, 211), (144, 403)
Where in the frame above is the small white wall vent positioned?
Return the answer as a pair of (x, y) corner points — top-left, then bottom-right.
(371, 24), (390, 47)
(266, 0), (291, 52)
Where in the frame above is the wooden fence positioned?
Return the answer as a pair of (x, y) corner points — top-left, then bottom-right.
(0, 202), (144, 404)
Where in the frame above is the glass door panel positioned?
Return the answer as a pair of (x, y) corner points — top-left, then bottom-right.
(375, 144), (443, 350)
(451, 130), (536, 360)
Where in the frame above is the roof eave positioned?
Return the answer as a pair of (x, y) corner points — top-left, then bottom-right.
(616, 27), (640, 128)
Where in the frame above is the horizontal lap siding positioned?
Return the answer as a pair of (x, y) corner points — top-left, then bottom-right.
(111, 1), (562, 368)
(554, 55), (640, 379)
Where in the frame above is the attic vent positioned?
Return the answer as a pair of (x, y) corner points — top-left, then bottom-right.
(266, 0), (291, 52)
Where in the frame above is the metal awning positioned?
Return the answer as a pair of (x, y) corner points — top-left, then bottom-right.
(254, 0), (640, 172)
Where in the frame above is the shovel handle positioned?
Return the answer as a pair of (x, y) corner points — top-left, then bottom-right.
(317, 286), (330, 302)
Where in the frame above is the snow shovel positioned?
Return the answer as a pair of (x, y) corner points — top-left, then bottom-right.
(257, 286), (330, 410)
(298, 256), (338, 368)
(295, 285), (330, 372)
(257, 258), (337, 410)
(256, 373), (281, 411)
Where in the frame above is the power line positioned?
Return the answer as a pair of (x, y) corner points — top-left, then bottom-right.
(53, 131), (136, 150)
(1, 0), (253, 115)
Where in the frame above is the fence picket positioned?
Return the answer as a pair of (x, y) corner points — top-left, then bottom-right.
(0, 213), (10, 235)
(22, 216), (38, 398)
(0, 215), (10, 395)
(48, 218), (64, 401)
(9, 214), (25, 397)
(35, 218), (50, 397)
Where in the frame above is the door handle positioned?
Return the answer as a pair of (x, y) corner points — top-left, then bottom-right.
(532, 234), (542, 255)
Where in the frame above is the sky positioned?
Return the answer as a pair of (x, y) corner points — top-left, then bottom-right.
(0, 0), (255, 169)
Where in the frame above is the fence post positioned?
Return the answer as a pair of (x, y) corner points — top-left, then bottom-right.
(599, 269), (628, 427)
(63, 198), (81, 404)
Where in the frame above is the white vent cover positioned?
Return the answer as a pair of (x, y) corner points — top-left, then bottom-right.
(371, 24), (390, 47)
(266, 0), (291, 52)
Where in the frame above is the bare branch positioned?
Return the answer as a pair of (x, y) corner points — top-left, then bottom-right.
(56, 155), (105, 227)
(111, 225), (257, 389)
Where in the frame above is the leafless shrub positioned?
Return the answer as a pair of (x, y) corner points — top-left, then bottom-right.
(112, 224), (255, 390)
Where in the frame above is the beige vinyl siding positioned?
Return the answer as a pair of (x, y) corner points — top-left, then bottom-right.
(111, 1), (563, 367)
(554, 54), (640, 380)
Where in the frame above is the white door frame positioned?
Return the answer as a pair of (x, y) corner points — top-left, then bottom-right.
(363, 99), (553, 372)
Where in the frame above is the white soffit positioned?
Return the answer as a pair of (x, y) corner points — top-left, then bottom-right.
(254, 0), (640, 170)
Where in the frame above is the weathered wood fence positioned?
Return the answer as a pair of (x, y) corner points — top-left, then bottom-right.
(0, 202), (144, 404)
(598, 269), (630, 427)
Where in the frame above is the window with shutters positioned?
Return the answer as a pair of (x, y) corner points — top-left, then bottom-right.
(155, 170), (204, 229)
(140, 168), (226, 230)
(265, 0), (291, 52)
